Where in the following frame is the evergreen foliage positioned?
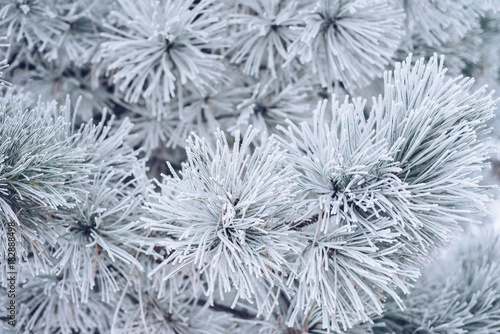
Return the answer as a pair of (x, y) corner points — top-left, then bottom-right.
(1, 0), (500, 333)
(364, 229), (500, 334)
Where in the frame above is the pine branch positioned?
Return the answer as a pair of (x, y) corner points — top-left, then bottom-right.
(198, 299), (256, 320)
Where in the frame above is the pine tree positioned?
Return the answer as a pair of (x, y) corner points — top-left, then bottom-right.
(1, 1), (500, 333)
